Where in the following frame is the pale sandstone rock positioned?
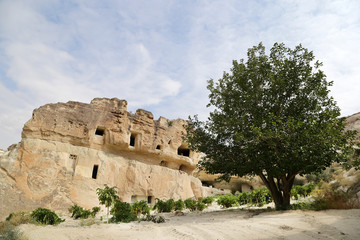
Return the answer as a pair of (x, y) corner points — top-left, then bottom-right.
(0, 98), (203, 219)
(345, 112), (360, 140)
(195, 170), (264, 193)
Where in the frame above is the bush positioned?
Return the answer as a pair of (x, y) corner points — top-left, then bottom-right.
(132, 200), (150, 216)
(68, 205), (100, 219)
(174, 199), (185, 211)
(291, 188), (299, 200)
(153, 199), (175, 213)
(305, 183), (315, 196)
(237, 188), (273, 207)
(30, 208), (64, 225)
(248, 188), (272, 207)
(237, 192), (251, 205)
(312, 189), (360, 210)
(110, 200), (137, 223)
(201, 196), (215, 205)
(291, 184), (315, 200)
(184, 199), (197, 211)
(183, 198), (207, 211)
(290, 188), (360, 210)
(91, 207), (100, 217)
(68, 205), (91, 219)
(0, 222), (26, 240)
(5, 212), (33, 226)
(196, 201), (207, 211)
(142, 215), (165, 223)
(217, 194), (238, 208)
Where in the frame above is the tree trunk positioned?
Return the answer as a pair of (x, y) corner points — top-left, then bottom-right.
(259, 172), (296, 210)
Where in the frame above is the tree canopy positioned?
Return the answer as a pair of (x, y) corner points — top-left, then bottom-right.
(185, 42), (358, 209)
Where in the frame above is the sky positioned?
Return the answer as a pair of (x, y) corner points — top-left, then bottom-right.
(0, 0), (359, 149)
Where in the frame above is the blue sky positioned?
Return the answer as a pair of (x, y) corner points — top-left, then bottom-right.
(0, 0), (360, 149)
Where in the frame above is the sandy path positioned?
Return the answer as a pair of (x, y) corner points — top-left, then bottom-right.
(19, 209), (360, 240)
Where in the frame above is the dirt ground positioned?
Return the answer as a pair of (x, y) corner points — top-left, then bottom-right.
(18, 209), (360, 240)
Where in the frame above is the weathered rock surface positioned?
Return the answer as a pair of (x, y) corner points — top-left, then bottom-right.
(345, 112), (360, 140)
(0, 98), (205, 219)
(195, 171), (264, 193)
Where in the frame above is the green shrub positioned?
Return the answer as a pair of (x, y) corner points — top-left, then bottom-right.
(183, 198), (207, 211)
(91, 207), (100, 217)
(217, 194), (238, 208)
(142, 215), (165, 223)
(30, 208), (64, 225)
(249, 188), (272, 206)
(305, 183), (315, 196)
(291, 188), (299, 200)
(110, 200), (137, 223)
(201, 196), (215, 205)
(184, 198), (197, 211)
(132, 200), (150, 216)
(68, 205), (100, 219)
(237, 188), (273, 207)
(6, 213), (13, 221)
(196, 201), (207, 211)
(153, 199), (175, 213)
(291, 184), (315, 200)
(68, 205), (91, 219)
(237, 192), (251, 205)
(174, 199), (185, 211)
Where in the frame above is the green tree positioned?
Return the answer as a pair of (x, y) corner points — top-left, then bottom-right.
(185, 42), (358, 210)
(96, 184), (119, 218)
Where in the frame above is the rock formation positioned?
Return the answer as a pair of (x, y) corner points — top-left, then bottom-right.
(345, 112), (360, 141)
(0, 98), (208, 219)
(1, 98), (359, 220)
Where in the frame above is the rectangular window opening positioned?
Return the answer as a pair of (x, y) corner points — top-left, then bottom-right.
(130, 134), (136, 147)
(95, 128), (105, 136)
(92, 165), (99, 179)
(177, 148), (190, 157)
(147, 196), (153, 204)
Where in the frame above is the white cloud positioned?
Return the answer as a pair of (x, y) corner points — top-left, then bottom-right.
(0, 0), (359, 149)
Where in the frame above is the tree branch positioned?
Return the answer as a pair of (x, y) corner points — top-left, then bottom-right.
(259, 172), (270, 189)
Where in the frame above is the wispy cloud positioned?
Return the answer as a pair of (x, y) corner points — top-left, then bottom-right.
(0, 0), (359, 149)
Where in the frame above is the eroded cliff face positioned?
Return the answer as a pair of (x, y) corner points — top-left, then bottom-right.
(22, 98), (199, 173)
(345, 112), (360, 140)
(0, 98), (204, 219)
